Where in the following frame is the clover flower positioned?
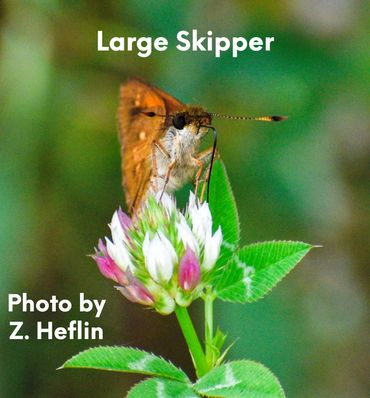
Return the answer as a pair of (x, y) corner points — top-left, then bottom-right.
(92, 192), (222, 314)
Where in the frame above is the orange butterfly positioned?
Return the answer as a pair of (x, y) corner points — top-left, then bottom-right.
(118, 78), (285, 213)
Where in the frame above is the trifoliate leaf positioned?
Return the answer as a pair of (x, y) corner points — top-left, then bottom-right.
(194, 360), (285, 397)
(208, 160), (239, 249)
(205, 160), (240, 283)
(60, 346), (189, 383)
(216, 241), (313, 302)
(127, 378), (199, 398)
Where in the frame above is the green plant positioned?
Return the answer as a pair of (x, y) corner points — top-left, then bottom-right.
(61, 161), (315, 397)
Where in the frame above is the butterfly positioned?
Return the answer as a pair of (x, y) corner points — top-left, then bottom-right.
(117, 78), (285, 213)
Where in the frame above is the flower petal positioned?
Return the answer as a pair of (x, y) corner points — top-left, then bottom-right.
(110, 211), (126, 245)
(176, 216), (199, 255)
(188, 193), (212, 242)
(117, 207), (131, 230)
(203, 226), (223, 271)
(142, 232), (151, 258)
(93, 239), (127, 284)
(145, 232), (177, 283)
(106, 237), (132, 272)
(178, 247), (201, 291)
(156, 191), (176, 215)
(115, 281), (154, 306)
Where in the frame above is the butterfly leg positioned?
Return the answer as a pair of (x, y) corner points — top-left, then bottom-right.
(160, 160), (176, 200)
(200, 165), (211, 202)
(151, 140), (171, 191)
(152, 140), (171, 159)
(192, 157), (204, 197)
(194, 147), (218, 202)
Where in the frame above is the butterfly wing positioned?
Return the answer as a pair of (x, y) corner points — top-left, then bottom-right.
(118, 78), (184, 211)
(151, 84), (184, 116)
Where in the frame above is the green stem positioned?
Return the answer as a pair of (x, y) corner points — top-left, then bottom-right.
(204, 288), (215, 366)
(175, 305), (208, 378)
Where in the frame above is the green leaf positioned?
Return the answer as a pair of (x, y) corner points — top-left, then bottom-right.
(205, 160), (239, 279)
(206, 327), (227, 368)
(194, 360), (285, 397)
(208, 160), (239, 248)
(216, 241), (313, 302)
(213, 327), (227, 354)
(214, 255), (253, 303)
(127, 378), (199, 398)
(61, 346), (189, 383)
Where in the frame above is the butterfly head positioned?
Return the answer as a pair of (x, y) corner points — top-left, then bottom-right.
(170, 106), (212, 137)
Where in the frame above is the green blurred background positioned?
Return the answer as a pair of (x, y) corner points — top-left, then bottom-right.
(1, 1), (369, 397)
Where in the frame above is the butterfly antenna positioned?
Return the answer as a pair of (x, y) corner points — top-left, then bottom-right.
(211, 113), (287, 122)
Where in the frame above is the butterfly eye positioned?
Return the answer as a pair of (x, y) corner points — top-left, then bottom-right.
(173, 114), (186, 130)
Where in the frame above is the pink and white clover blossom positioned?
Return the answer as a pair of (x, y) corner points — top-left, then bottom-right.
(91, 192), (223, 315)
